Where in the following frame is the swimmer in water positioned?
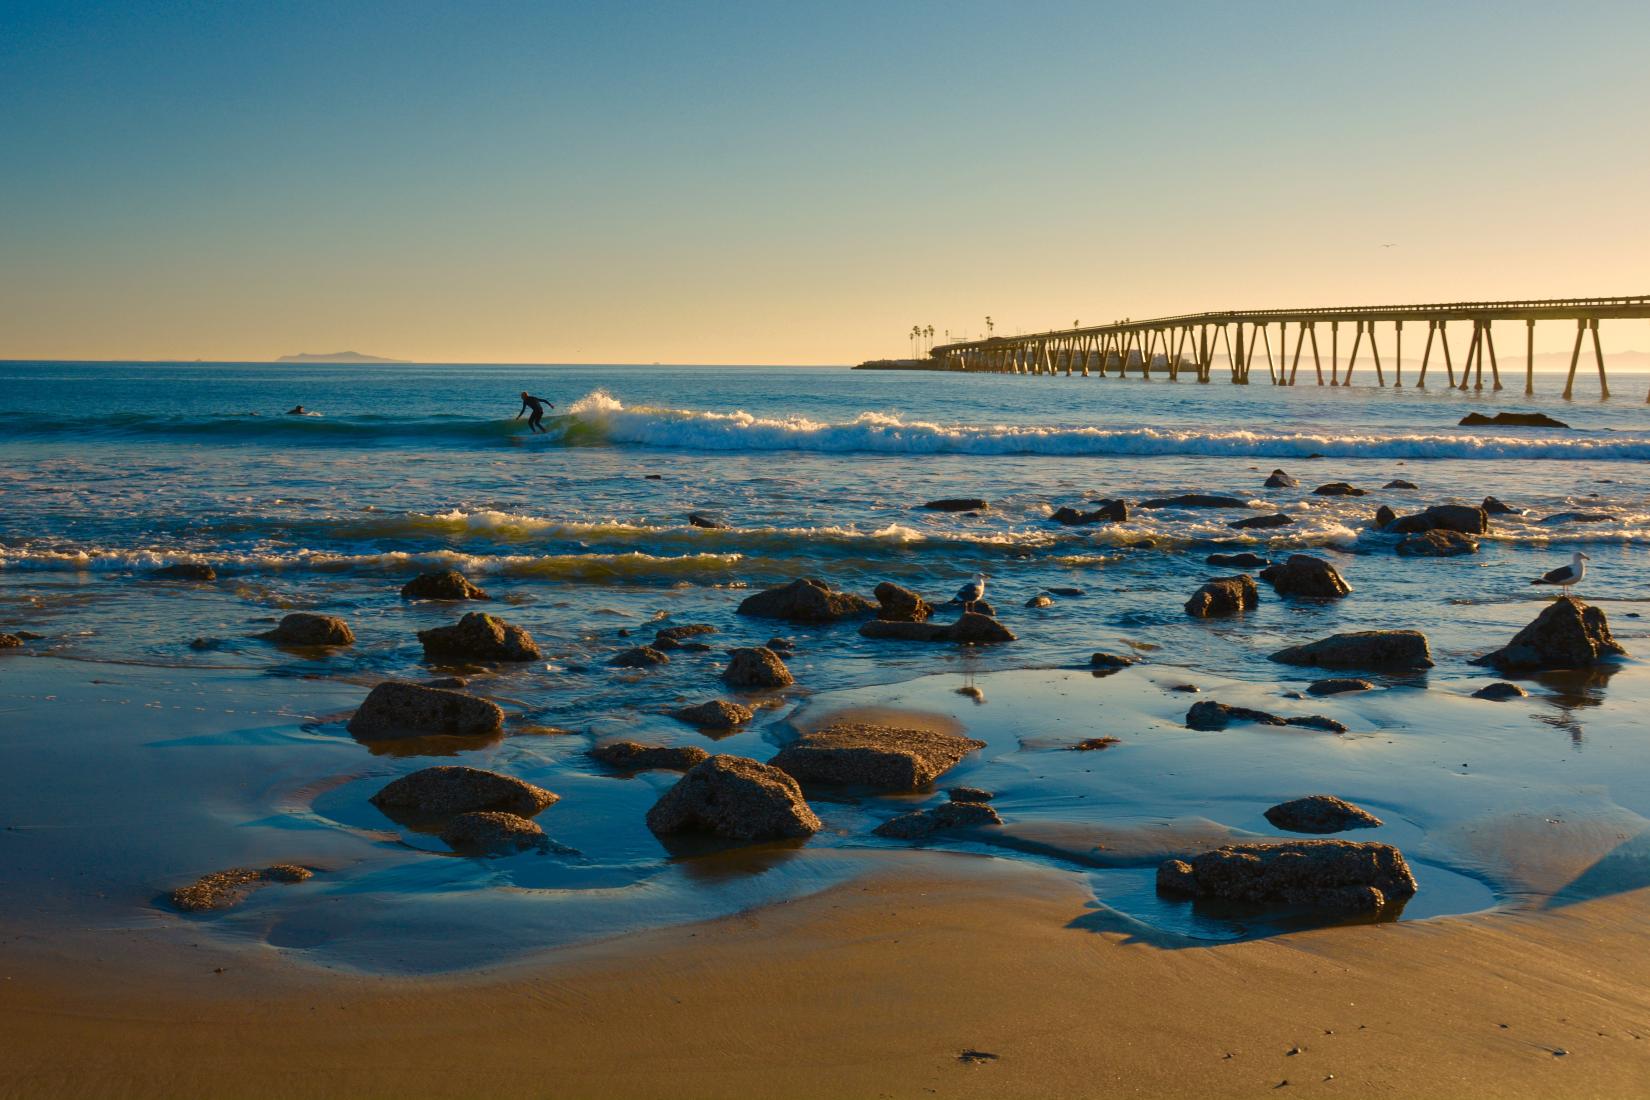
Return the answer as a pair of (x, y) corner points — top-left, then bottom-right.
(516, 391), (555, 433)
(287, 405), (306, 415)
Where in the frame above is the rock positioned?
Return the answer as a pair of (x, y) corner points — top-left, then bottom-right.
(1271, 631), (1433, 670)
(370, 766), (558, 817)
(186, 636), (222, 651)
(440, 811), (545, 854)
(1396, 530), (1480, 557)
(0, 633), (23, 650)
(1158, 840), (1417, 911)
(1312, 482), (1366, 497)
(859, 620), (954, 642)
(1258, 555), (1351, 599)
(1089, 651), (1137, 669)
(1074, 736), (1120, 751)
(1481, 496), (1520, 516)
(1264, 469), (1299, 488)
(1156, 859), (1197, 895)
(1387, 505), (1489, 535)
(169, 865), (312, 912)
(588, 740), (710, 772)
(1472, 597), (1627, 672)
(1228, 513), (1293, 530)
(645, 755), (821, 841)
(423, 676), (467, 688)
(874, 581), (933, 622)
(1383, 479), (1418, 490)
(1025, 594), (1053, 608)
(399, 570), (488, 600)
(965, 600), (996, 617)
(1186, 701), (1347, 734)
(1306, 678), (1374, 696)
(346, 681), (504, 740)
(1207, 552), (1270, 569)
(1374, 505), (1397, 528)
(1047, 587), (1084, 597)
(736, 578), (873, 622)
(948, 787), (994, 803)
(671, 699), (755, 728)
(722, 646), (794, 689)
(1051, 499), (1128, 525)
(417, 612), (541, 662)
(1540, 511), (1615, 525)
(923, 498), (989, 512)
(687, 512), (730, 529)
(948, 612), (1016, 644)
(765, 636), (796, 652)
(610, 645), (670, 668)
(13, 630), (43, 640)
(1139, 494), (1248, 509)
(150, 563), (217, 582)
(1264, 795), (1384, 834)
(261, 612), (355, 646)
(1459, 411), (1569, 428)
(1473, 681), (1529, 701)
(654, 623), (716, 647)
(770, 723), (986, 790)
(873, 800), (1002, 839)
(1184, 575), (1259, 618)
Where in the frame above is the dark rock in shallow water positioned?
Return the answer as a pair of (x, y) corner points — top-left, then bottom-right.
(671, 699), (754, 728)
(1259, 555), (1351, 599)
(0, 633), (25, 649)
(170, 864), (312, 912)
(1157, 840), (1417, 911)
(722, 646), (794, 689)
(347, 681), (504, 740)
(440, 811), (545, 854)
(923, 498), (989, 512)
(1396, 530), (1480, 557)
(261, 612), (355, 647)
(610, 645), (670, 668)
(1387, 504), (1489, 535)
(1307, 678), (1374, 696)
(859, 613), (1014, 644)
(949, 612), (1015, 644)
(1473, 681), (1529, 701)
(948, 786), (993, 803)
(1047, 586), (1084, 597)
(1272, 630), (1432, 670)
(150, 563), (217, 582)
(186, 636), (222, 651)
(588, 740), (709, 772)
(1264, 795), (1384, 834)
(687, 512), (730, 529)
(418, 612), (540, 662)
(1186, 701), (1346, 734)
(1459, 411), (1569, 428)
(1229, 512), (1293, 530)
(645, 755), (821, 841)
(1025, 594), (1053, 608)
(1374, 505), (1397, 529)
(1074, 736), (1121, 751)
(1383, 479), (1418, 490)
(1264, 469), (1299, 488)
(654, 623), (717, 649)
(736, 577), (873, 622)
(1139, 493), (1247, 509)
(400, 570), (488, 600)
(1473, 597), (1626, 672)
(874, 581), (932, 622)
(765, 636), (795, 652)
(1184, 575), (1259, 618)
(874, 800), (1002, 839)
(1539, 511), (1615, 525)
(1089, 651), (1137, 669)
(770, 723), (986, 790)
(1481, 496), (1520, 516)
(1207, 552), (1270, 569)
(1051, 499), (1128, 525)
(371, 766), (557, 817)
(1312, 482), (1365, 497)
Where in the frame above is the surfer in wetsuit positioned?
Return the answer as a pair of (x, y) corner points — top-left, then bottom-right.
(516, 391), (555, 433)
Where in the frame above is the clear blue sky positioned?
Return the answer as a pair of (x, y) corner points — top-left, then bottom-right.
(3, 0), (1648, 362)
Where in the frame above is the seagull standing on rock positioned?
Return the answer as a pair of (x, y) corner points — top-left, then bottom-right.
(955, 573), (987, 614)
(1531, 551), (1589, 594)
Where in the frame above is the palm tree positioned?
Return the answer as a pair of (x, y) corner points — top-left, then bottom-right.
(985, 315), (994, 337)
(924, 325), (935, 353)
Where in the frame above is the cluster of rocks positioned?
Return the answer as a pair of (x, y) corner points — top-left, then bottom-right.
(170, 864), (313, 912)
(1157, 839), (1416, 913)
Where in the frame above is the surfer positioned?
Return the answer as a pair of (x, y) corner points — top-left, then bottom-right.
(286, 405), (306, 415)
(516, 391), (555, 433)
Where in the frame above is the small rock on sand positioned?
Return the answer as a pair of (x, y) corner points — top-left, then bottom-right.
(417, 612), (541, 662)
(150, 563), (218, 582)
(1396, 530), (1480, 556)
(1312, 482), (1366, 497)
(347, 681), (504, 740)
(1271, 630), (1432, 670)
(873, 800), (1002, 839)
(1185, 575), (1259, 618)
(671, 699), (755, 728)
(400, 570), (489, 600)
(736, 578), (873, 622)
(1074, 736), (1120, 751)
(1472, 596), (1626, 672)
(1264, 469), (1299, 488)
(370, 766), (558, 817)
(440, 811), (546, 854)
(588, 740), (709, 772)
(1157, 839), (1417, 912)
(923, 498), (989, 512)
(261, 612), (355, 646)
(610, 645), (670, 668)
(874, 581), (933, 622)
(1473, 681), (1529, 701)
(170, 865), (312, 912)
(1089, 651), (1137, 669)
(722, 646), (794, 689)
(1259, 555), (1351, 599)
(645, 755), (821, 841)
(1264, 795), (1384, 834)
(1307, 678), (1374, 696)
(770, 722), (986, 790)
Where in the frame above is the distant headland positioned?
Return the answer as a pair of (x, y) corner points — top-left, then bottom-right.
(275, 351), (408, 364)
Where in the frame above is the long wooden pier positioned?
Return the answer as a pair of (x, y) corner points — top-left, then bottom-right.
(929, 295), (1650, 401)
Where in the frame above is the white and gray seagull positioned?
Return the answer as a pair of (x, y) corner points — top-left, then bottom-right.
(1531, 551), (1589, 594)
(955, 573), (987, 614)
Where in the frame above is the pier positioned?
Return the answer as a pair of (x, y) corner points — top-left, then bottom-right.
(929, 295), (1650, 400)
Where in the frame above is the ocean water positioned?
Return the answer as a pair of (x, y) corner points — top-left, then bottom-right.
(2, 361), (1648, 969)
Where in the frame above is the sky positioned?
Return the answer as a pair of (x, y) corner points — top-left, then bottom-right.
(2, 0), (1648, 364)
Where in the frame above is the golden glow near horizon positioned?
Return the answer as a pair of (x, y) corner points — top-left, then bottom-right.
(2, 3), (1648, 365)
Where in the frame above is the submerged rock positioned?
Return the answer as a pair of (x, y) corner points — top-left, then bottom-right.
(1264, 469), (1299, 488)
(1089, 651), (1137, 669)
(923, 498), (989, 512)
(1473, 596), (1627, 672)
(1051, 499), (1129, 525)
(1264, 795), (1384, 834)
(440, 811), (546, 854)
(687, 512), (730, 529)
(1207, 552), (1270, 569)
(1459, 411), (1569, 428)
(418, 612), (541, 662)
(1383, 479), (1418, 490)
(1396, 530), (1480, 557)
(610, 645), (670, 668)
(370, 766), (558, 817)
(347, 681), (504, 740)
(1481, 496), (1520, 516)
(858, 613), (1015, 645)
(400, 570), (488, 600)
(1387, 504), (1489, 535)
(170, 864), (312, 912)
(873, 581), (933, 623)
(1540, 511), (1615, 525)
(261, 612), (355, 647)
(645, 755), (821, 841)
(150, 563), (217, 582)
(1306, 678), (1374, 696)
(769, 723), (986, 790)
(1259, 555), (1351, 599)
(1157, 840), (1417, 911)
(671, 699), (755, 729)
(873, 800), (1002, 839)
(722, 646), (794, 689)
(1139, 494), (1247, 509)
(1074, 736), (1121, 751)
(1184, 575), (1259, 618)
(1473, 681), (1529, 701)
(1025, 594), (1054, 608)
(736, 577), (873, 622)
(1228, 512), (1293, 530)
(1186, 701), (1346, 734)
(588, 740), (709, 772)
(948, 786), (994, 803)
(1271, 630), (1432, 670)
(654, 623), (717, 650)
(1312, 482), (1366, 497)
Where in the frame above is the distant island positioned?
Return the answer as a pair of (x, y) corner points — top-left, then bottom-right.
(276, 351), (408, 364)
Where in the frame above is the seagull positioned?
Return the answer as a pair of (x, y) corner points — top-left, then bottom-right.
(1531, 551), (1589, 594)
(955, 573), (987, 614)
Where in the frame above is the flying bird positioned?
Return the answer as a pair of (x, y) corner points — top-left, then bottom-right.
(955, 573), (987, 614)
(1531, 551), (1589, 594)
